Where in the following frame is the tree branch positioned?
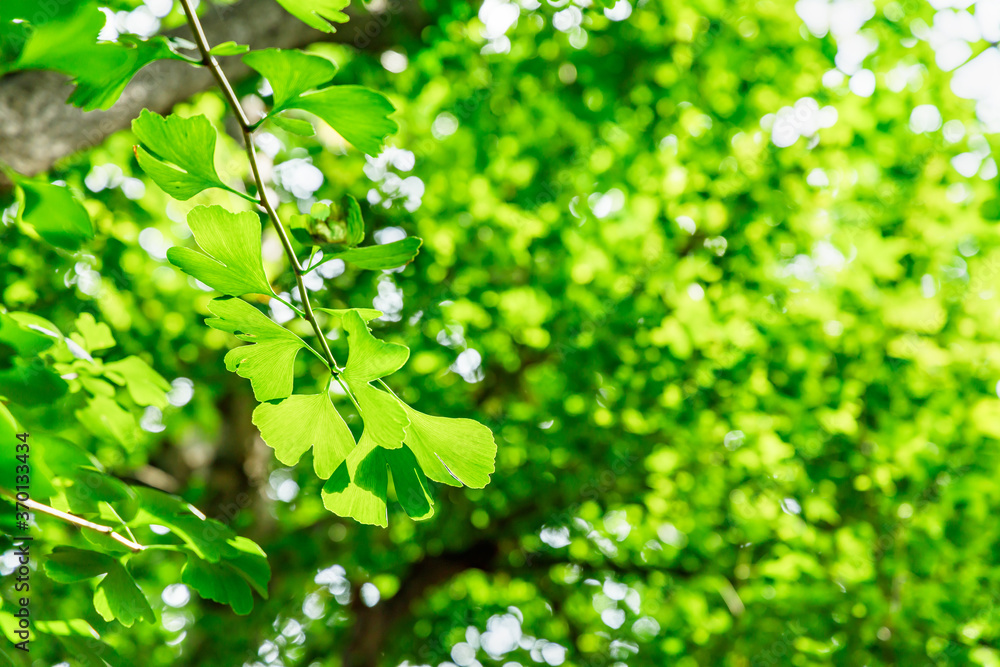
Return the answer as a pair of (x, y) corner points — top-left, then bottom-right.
(1, 491), (146, 552)
(0, 0), (424, 182)
(177, 0), (343, 373)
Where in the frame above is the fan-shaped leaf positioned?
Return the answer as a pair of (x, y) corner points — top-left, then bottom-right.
(243, 49), (396, 155)
(206, 297), (309, 401)
(132, 110), (243, 201)
(45, 548), (154, 627)
(167, 205), (274, 297)
(253, 392), (355, 478)
(18, 181), (93, 251)
(272, 0), (350, 34)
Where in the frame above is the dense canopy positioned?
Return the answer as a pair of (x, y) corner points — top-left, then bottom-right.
(2, 0), (1000, 665)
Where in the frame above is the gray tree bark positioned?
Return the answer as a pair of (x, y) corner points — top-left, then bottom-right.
(0, 0), (420, 181)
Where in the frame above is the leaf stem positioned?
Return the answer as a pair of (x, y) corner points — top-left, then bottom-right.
(178, 0), (342, 374)
(1, 491), (145, 552)
(272, 293), (306, 318)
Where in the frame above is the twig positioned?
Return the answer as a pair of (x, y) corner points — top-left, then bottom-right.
(178, 0), (343, 374)
(2, 492), (145, 552)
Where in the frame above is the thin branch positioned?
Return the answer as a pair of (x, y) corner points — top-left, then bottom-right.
(2, 492), (145, 552)
(178, 0), (343, 374)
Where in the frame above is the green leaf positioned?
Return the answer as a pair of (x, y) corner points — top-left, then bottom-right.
(75, 396), (138, 448)
(270, 115), (316, 137)
(45, 548), (154, 627)
(289, 87), (398, 156)
(243, 48), (338, 109)
(132, 110), (244, 201)
(92, 566), (155, 627)
(271, 0), (350, 34)
(209, 41), (249, 56)
(131, 488), (236, 562)
(320, 311), (497, 525)
(290, 196), (368, 250)
(252, 392), (356, 478)
(341, 310), (409, 383)
(18, 180), (94, 251)
(0, 311), (55, 358)
(181, 537), (270, 615)
(65, 35), (192, 111)
(167, 205), (274, 297)
(69, 312), (116, 353)
(206, 297), (310, 401)
(102, 356), (171, 409)
(321, 310), (421, 525)
(244, 49), (396, 155)
(7, 2), (190, 110)
(322, 434), (434, 527)
(315, 307), (383, 330)
(44, 547), (113, 583)
(0, 359), (68, 405)
(341, 310), (409, 449)
(333, 237), (423, 270)
(396, 403), (497, 489)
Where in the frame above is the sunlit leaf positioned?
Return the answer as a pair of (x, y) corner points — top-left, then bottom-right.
(244, 48), (396, 155)
(132, 110), (244, 201)
(167, 205), (274, 297)
(205, 297), (310, 401)
(7, 2), (191, 109)
(69, 313), (115, 353)
(322, 432), (434, 527)
(18, 181), (93, 251)
(332, 237), (423, 270)
(102, 356), (171, 409)
(252, 391), (356, 478)
(209, 41), (249, 56)
(243, 48), (338, 109)
(341, 310), (409, 449)
(271, 0), (350, 34)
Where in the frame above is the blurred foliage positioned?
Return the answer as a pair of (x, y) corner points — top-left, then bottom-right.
(4, 0), (1000, 665)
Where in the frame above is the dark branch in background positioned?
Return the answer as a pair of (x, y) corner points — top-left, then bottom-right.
(0, 0), (425, 185)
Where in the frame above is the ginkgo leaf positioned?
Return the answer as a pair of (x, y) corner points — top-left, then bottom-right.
(252, 391), (356, 478)
(206, 297), (310, 401)
(66, 35), (193, 111)
(0, 311), (55, 358)
(322, 432), (434, 527)
(18, 180), (93, 251)
(341, 310), (409, 449)
(45, 548), (154, 627)
(319, 312), (498, 525)
(396, 402), (497, 489)
(341, 310), (408, 383)
(167, 205), (274, 297)
(132, 110), (244, 201)
(102, 356), (171, 409)
(8, 2), (192, 110)
(209, 41), (249, 56)
(271, 115), (315, 136)
(272, 0), (350, 34)
(315, 308), (383, 330)
(243, 48), (338, 109)
(181, 537), (270, 615)
(69, 312), (115, 353)
(243, 49), (397, 155)
(75, 396), (138, 448)
(131, 488), (236, 562)
(332, 237), (423, 270)
(289, 87), (398, 156)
